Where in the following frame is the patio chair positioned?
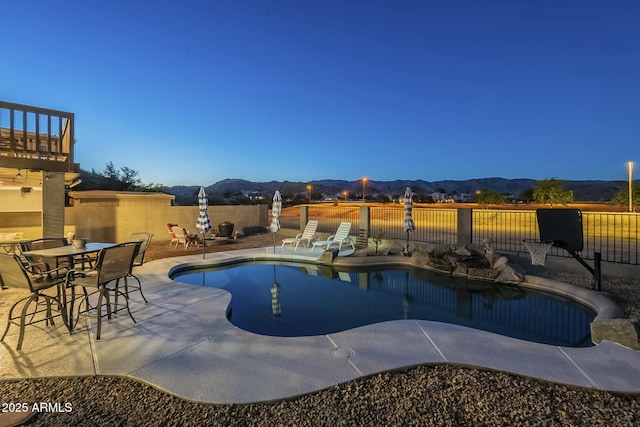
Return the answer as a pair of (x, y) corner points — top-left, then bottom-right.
(0, 254), (67, 350)
(122, 232), (154, 303)
(20, 237), (72, 274)
(311, 222), (355, 252)
(281, 220), (318, 250)
(170, 225), (199, 249)
(63, 242), (141, 340)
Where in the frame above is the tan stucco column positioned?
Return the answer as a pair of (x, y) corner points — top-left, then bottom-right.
(42, 172), (66, 238)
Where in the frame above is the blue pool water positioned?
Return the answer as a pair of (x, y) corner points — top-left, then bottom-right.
(171, 262), (595, 347)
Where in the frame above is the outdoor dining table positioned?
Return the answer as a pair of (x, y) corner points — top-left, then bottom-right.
(21, 242), (115, 260)
(22, 242), (117, 331)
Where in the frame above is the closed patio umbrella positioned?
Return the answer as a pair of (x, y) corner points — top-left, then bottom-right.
(270, 191), (282, 252)
(271, 265), (281, 320)
(196, 186), (211, 259)
(402, 187), (415, 255)
(402, 271), (414, 319)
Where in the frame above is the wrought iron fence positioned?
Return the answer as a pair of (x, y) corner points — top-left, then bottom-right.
(307, 206), (360, 234)
(471, 210), (640, 264)
(371, 207), (457, 245)
(287, 205), (640, 265)
(581, 212), (639, 264)
(472, 210), (539, 254)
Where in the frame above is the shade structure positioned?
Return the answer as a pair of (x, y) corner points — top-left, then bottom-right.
(402, 187), (415, 254)
(196, 186), (211, 258)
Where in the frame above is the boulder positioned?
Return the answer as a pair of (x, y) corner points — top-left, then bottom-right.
(426, 258), (455, 274)
(430, 244), (452, 257)
(413, 243), (522, 284)
(466, 243), (485, 255)
(591, 319), (640, 350)
(454, 246), (472, 257)
(481, 238), (494, 254)
(486, 253), (509, 269)
(494, 264), (525, 284)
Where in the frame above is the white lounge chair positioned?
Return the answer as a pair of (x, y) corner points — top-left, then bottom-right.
(281, 220), (318, 250)
(311, 222), (354, 252)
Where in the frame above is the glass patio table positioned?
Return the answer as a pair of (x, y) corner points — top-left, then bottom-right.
(21, 242), (116, 259)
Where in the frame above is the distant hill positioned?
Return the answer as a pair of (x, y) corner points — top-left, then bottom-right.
(167, 178), (633, 202)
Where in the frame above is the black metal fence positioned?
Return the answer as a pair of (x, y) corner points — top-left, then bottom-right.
(471, 210), (640, 264)
(293, 206), (640, 265)
(371, 207), (458, 245)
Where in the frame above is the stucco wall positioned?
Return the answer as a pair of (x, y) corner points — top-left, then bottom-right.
(64, 204), (269, 243)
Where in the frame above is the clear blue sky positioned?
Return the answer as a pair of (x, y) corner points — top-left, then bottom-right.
(3, 1), (639, 186)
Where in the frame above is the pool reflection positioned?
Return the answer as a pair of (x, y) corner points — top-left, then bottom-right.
(172, 263), (594, 347)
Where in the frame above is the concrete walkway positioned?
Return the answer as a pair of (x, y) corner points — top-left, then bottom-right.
(1, 246), (640, 404)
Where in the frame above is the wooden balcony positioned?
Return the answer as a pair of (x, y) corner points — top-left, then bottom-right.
(0, 101), (79, 173)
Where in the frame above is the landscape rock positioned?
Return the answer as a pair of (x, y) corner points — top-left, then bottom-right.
(468, 267), (500, 281)
(482, 238), (495, 254)
(494, 264), (525, 284)
(486, 253), (509, 269)
(411, 242), (523, 283)
(458, 256), (490, 269)
(453, 264), (469, 276)
(466, 243), (486, 255)
(590, 318), (640, 350)
(318, 249), (338, 264)
(430, 244), (452, 257)
(454, 246), (472, 257)
(425, 258), (455, 274)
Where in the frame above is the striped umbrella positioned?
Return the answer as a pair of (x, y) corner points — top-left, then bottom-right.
(270, 191), (282, 251)
(402, 187), (415, 254)
(271, 265), (281, 320)
(196, 186), (211, 259)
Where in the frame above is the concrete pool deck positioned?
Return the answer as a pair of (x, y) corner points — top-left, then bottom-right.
(1, 246), (640, 404)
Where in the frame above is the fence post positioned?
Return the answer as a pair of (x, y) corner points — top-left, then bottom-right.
(300, 205), (309, 232)
(457, 208), (473, 246)
(357, 206), (370, 248)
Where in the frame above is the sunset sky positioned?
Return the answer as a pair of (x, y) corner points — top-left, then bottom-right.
(3, 1), (639, 186)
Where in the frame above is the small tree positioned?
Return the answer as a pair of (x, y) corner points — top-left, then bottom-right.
(518, 187), (534, 203)
(610, 184), (640, 209)
(372, 228), (384, 255)
(474, 189), (505, 209)
(533, 178), (574, 207)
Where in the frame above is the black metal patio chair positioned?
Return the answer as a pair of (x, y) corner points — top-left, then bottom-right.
(0, 253), (67, 350)
(63, 242), (141, 340)
(122, 232), (154, 303)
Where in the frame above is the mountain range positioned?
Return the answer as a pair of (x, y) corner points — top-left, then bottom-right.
(167, 177), (633, 202)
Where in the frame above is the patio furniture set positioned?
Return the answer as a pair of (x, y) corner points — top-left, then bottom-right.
(0, 232), (153, 350)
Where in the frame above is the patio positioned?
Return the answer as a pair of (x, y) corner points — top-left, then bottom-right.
(1, 240), (640, 406)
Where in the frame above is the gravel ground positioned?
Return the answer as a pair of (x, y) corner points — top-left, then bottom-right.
(3, 233), (640, 426)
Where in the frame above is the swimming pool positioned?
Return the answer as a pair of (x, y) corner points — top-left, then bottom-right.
(171, 261), (595, 347)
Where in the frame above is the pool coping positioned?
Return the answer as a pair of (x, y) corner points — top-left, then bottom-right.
(2, 246), (639, 404)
